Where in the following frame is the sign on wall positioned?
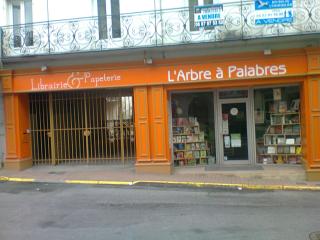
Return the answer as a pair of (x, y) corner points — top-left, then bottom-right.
(254, 0), (293, 25)
(194, 4), (224, 28)
(11, 54), (307, 93)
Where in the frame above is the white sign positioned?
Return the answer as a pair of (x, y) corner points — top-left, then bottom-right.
(230, 108), (239, 116)
(194, 4), (224, 28)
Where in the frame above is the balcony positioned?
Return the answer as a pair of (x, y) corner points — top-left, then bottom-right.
(1, 1), (320, 58)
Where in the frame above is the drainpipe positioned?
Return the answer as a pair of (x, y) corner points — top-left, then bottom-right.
(0, 27), (3, 68)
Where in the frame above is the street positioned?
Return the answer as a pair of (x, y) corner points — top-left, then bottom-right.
(0, 182), (319, 240)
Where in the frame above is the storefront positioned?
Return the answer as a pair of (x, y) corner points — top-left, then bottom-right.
(170, 86), (301, 167)
(1, 48), (320, 180)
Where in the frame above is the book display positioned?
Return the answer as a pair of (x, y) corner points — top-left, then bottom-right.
(172, 117), (209, 166)
(258, 111), (302, 164)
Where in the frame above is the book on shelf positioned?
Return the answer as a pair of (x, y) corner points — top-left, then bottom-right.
(175, 152), (184, 159)
(278, 101), (287, 113)
(277, 146), (284, 154)
(185, 151), (193, 159)
(176, 136), (181, 143)
(292, 125), (300, 134)
(187, 135), (193, 142)
(284, 126), (293, 134)
(296, 147), (302, 154)
(286, 138), (295, 145)
(290, 146), (296, 154)
(275, 126), (282, 134)
(284, 146), (290, 154)
(200, 150), (207, 158)
(188, 159), (196, 165)
(199, 132), (205, 141)
(200, 142), (207, 150)
(175, 143), (184, 150)
(277, 137), (285, 145)
(195, 143), (200, 149)
(181, 136), (187, 143)
(193, 126), (200, 134)
(191, 143), (196, 150)
(288, 156), (298, 164)
(267, 146), (276, 154)
(173, 127), (183, 134)
(184, 127), (190, 134)
(285, 114), (300, 124)
(193, 151), (200, 158)
(186, 144), (191, 151)
(268, 126), (275, 134)
(172, 136), (177, 143)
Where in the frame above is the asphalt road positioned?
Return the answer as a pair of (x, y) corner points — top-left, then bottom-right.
(0, 182), (319, 240)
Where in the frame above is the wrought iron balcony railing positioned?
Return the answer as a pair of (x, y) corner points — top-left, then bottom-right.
(1, 0), (320, 58)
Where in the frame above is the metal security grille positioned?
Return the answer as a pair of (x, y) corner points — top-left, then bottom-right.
(30, 89), (135, 165)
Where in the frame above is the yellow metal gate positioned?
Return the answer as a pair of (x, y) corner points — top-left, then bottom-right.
(30, 89), (135, 165)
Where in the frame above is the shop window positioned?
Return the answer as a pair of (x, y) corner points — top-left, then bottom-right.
(171, 92), (216, 167)
(97, 0), (121, 39)
(254, 86), (302, 165)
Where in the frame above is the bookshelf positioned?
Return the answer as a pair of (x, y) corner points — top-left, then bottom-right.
(258, 112), (302, 164)
(172, 117), (209, 166)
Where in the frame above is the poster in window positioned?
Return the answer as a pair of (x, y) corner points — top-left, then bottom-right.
(273, 88), (282, 101)
(254, 109), (265, 123)
(231, 133), (241, 147)
(224, 135), (231, 148)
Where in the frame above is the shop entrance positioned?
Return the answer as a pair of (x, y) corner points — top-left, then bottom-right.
(219, 101), (249, 163)
(217, 90), (252, 164)
(29, 89), (135, 166)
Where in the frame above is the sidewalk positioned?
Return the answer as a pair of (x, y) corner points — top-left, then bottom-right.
(1, 164), (320, 191)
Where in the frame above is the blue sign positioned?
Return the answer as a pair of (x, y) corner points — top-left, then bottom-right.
(255, 0), (293, 10)
(254, 0), (293, 25)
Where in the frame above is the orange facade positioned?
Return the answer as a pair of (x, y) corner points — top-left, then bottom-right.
(1, 48), (320, 180)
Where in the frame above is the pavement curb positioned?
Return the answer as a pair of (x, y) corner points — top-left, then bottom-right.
(1, 176), (320, 191)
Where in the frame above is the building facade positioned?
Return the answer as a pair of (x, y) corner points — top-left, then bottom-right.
(0, 0), (320, 180)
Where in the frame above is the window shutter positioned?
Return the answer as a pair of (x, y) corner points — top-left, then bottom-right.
(189, 0), (198, 32)
(111, 0), (121, 38)
(97, 0), (108, 39)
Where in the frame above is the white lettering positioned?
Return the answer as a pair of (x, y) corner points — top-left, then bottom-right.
(228, 64), (287, 78)
(228, 66), (237, 78)
(30, 71), (121, 91)
(167, 69), (212, 83)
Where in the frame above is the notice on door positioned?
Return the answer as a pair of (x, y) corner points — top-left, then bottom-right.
(224, 135), (231, 148)
(222, 113), (229, 135)
(231, 133), (241, 147)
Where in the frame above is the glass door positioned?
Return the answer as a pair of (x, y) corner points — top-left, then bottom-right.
(220, 101), (249, 162)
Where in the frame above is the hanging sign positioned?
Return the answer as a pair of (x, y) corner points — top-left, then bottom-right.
(194, 4), (224, 28)
(222, 113), (229, 135)
(254, 0), (293, 25)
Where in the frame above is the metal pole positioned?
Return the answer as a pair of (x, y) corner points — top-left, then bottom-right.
(119, 96), (125, 165)
(46, 0), (51, 54)
(48, 93), (56, 165)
